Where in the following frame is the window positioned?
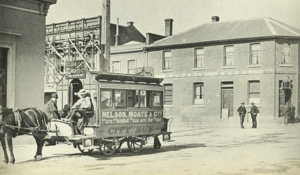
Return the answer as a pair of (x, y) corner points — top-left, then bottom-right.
(152, 91), (162, 108)
(194, 83), (204, 105)
(100, 90), (113, 109)
(163, 51), (171, 70)
(250, 44), (261, 65)
(224, 46), (234, 66)
(195, 48), (204, 68)
(112, 61), (120, 73)
(164, 84), (173, 105)
(282, 43), (291, 64)
(127, 90), (139, 108)
(128, 60), (135, 74)
(114, 90), (126, 108)
(248, 81), (260, 104)
(139, 90), (151, 108)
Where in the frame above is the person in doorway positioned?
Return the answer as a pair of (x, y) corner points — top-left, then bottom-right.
(65, 89), (92, 135)
(289, 103), (295, 124)
(43, 92), (61, 121)
(283, 102), (290, 125)
(248, 102), (259, 128)
(237, 102), (247, 129)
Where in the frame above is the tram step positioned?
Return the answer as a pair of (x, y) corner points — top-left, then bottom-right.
(68, 135), (96, 141)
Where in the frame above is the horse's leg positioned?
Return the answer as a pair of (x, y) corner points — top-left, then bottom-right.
(33, 136), (45, 161)
(0, 135), (9, 164)
(5, 130), (15, 164)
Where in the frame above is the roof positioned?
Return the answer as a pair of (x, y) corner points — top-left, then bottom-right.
(111, 42), (145, 54)
(95, 73), (163, 84)
(146, 17), (300, 48)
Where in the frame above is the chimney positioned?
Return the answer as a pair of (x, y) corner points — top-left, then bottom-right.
(127, 21), (134, 26)
(165, 18), (173, 36)
(212, 16), (220, 22)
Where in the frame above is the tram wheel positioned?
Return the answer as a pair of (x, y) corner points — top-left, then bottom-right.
(127, 137), (143, 153)
(78, 145), (94, 154)
(99, 143), (117, 156)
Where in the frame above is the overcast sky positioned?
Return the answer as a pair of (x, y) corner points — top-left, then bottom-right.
(46, 0), (300, 36)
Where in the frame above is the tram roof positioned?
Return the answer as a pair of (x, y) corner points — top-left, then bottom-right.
(93, 72), (164, 84)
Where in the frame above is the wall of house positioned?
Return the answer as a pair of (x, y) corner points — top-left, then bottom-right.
(0, 3), (48, 109)
(110, 51), (147, 73)
(146, 40), (300, 126)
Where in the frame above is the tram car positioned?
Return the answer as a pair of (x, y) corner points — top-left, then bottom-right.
(46, 72), (173, 155)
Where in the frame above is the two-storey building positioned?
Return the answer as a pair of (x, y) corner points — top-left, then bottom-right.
(144, 16), (300, 126)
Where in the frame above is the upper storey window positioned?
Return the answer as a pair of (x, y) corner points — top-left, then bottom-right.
(195, 48), (204, 68)
(112, 61), (120, 73)
(250, 44), (261, 65)
(224, 46), (234, 66)
(128, 60), (136, 74)
(163, 51), (171, 70)
(282, 43), (291, 64)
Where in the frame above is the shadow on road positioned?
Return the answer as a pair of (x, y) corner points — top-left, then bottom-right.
(16, 143), (206, 164)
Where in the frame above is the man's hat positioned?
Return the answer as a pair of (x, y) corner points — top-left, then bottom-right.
(78, 89), (88, 96)
(241, 102), (245, 104)
(251, 102), (255, 104)
(51, 92), (58, 99)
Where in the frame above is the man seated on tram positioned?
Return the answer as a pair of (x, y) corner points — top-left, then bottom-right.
(64, 89), (93, 135)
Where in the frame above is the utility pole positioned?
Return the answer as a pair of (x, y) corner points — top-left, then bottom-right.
(100, 0), (110, 72)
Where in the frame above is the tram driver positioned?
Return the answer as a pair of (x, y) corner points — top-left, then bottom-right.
(64, 89), (93, 135)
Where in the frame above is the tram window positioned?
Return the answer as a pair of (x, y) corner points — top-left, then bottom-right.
(127, 90), (139, 108)
(140, 90), (150, 108)
(152, 91), (162, 108)
(100, 90), (112, 109)
(114, 90), (126, 108)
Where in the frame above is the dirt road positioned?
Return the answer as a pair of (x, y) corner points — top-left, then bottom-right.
(1, 121), (300, 175)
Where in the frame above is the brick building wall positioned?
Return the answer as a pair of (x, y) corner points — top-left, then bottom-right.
(146, 39), (299, 127)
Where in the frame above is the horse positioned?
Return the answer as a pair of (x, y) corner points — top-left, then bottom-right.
(0, 106), (49, 164)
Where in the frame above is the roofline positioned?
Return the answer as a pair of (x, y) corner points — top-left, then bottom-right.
(149, 17), (300, 47)
(144, 36), (300, 51)
(111, 48), (144, 55)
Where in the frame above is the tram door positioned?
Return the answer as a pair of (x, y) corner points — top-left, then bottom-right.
(0, 48), (8, 107)
(69, 79), (83, 107)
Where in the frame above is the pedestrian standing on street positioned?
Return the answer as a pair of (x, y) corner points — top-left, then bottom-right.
(248, 102), (259, 128)
(283, 102), (290, 125)
(289, 103), (295, 124)
(237, 102), (247, 129)
(43, 92), (61, 121)
(43, 92), (61, 146)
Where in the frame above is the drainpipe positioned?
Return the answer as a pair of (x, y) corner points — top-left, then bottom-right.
(274, 40), (277, 121)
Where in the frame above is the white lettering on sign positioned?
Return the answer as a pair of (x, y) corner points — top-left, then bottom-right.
(106, 126), (155, 135)
(101, 111), (163, 124)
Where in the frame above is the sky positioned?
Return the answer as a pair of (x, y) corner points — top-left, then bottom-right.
(46, 0), (300, 36)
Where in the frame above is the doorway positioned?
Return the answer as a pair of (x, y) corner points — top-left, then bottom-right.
(0, 48), (8, 107)
(221, 82), (234, 118)
(69, 79), (83, 107)
(279, 80), (292, 117)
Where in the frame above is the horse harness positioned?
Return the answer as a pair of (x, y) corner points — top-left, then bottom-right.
(1, 108), (48, 137)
